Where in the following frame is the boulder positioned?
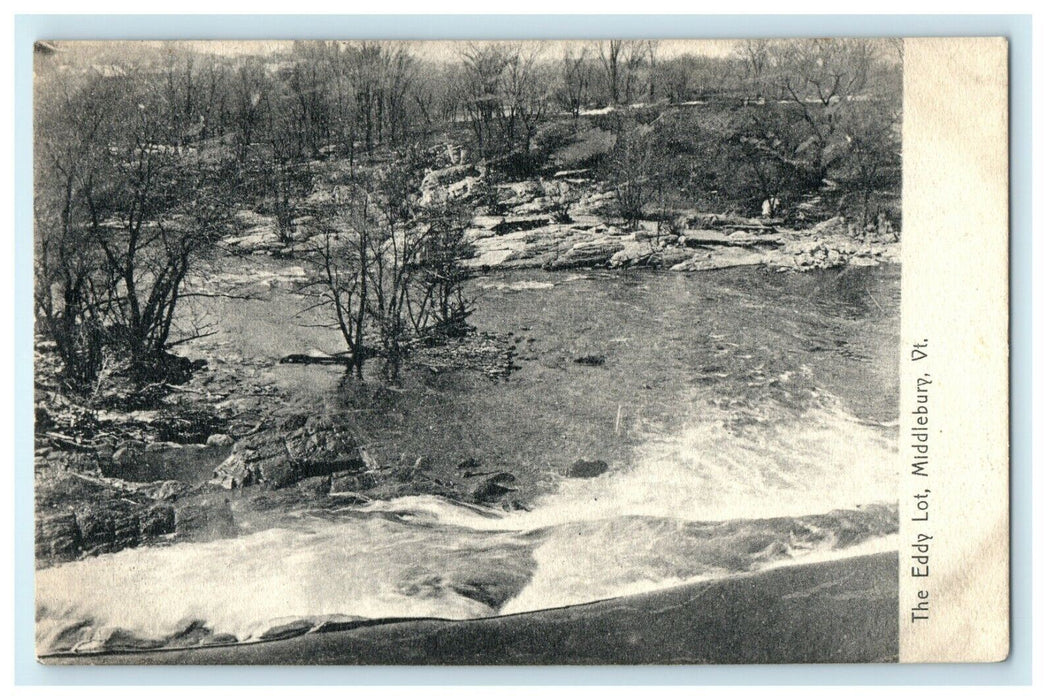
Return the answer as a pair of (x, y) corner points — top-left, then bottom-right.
(107, 442), (146, 478)
(210, 460), (257, 489)
(137, 480), (187, 501)
(471, 473), (517, 504)
(422, 163), (479, 190)
(35, 513), (81, 561)
(35, 469), (181, 562)
(74, 501), (141, 555)
(685, 228), (784, 249)
(565, 459), (609, 479)
(329, 470), (378, 494)
(206, 434), (234, 448)
(287, 416), (363, 477)
(785, 242), (851, 271)
(464, 248), (516, 270)
(547, 237), (624, 270)
(174, 499), (237, 540)
(654, 248), (694, 268)
(609, 240), (657, 268)
(212, 413), (365, 489)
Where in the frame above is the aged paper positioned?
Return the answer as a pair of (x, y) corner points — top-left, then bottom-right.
(30, 36), (1008, 664)
(899, 37), (1009, 663)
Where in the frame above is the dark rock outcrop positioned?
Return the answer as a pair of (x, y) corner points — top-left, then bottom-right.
(35, 470), (179, 564)
(212, 413), (366, 490)
(139, 503), (177, 537)
(545, 237), (625, 270)
(564, 459), (609, 479)
(174, 498), (237, 540)
(35, 513), (81, 561)
(470, 472), (517, 504)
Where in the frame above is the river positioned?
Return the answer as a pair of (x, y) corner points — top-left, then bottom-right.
(37, 263), (900, 653)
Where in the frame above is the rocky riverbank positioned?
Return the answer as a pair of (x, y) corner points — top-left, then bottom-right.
(459, 179), (899, 273)
(33, 326), (526, 567)
(35, 392), (546, 568)
(217, 163), (900, 274)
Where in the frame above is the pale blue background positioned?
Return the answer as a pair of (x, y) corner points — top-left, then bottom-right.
(13, 13), (1033, 685)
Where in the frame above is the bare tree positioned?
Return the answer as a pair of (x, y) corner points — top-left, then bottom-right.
(654, 54), (696, 104)
(409, 203), (475, 338)
(605, 124), (663, 227)
(458, 43), (514, 157)
(35, 75), (117, 389)
(298, 189), (373, 378)
(596, 40), (655, 106)
(558, 46), (593, 125)
(231, 61), (267, 165)
(501, 45), (549, 153)
(737, 39), (771, 99)
(259, 88), (313, 243)
(362, 152), (435, 381)
(770, 38), (876, 186)
(300, 155), (476, 381)
(838, 99), (902, 231)
(35, 67), (235, 392)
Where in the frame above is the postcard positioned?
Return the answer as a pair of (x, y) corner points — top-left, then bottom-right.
(30, 36), (1008, 664)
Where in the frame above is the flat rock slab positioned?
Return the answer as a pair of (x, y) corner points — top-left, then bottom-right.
(681, 230), (785, 249)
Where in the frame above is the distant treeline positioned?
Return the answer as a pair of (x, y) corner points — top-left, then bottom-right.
(36, 40), (900, 161)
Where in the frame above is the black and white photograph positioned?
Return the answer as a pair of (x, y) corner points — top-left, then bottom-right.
(32, 37), (910, 664)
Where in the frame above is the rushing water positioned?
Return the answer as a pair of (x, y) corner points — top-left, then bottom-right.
(37, 264), (900, 654)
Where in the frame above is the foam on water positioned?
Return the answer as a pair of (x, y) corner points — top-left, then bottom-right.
(36, 393), (897, 654)
(523, 401), (896, 526)
(36, 515), (538, 651)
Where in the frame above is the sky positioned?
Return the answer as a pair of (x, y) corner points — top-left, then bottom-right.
(47, 38), (744, 63)
(43, 38), (901, 70)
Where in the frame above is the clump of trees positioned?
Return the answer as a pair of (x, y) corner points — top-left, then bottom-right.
(604, 121), (664, 228)
(603, 38), (901, 228)
(35, 42), (478, 394)
(298, 151), (475, 382)
(35, 66), (236, 396)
